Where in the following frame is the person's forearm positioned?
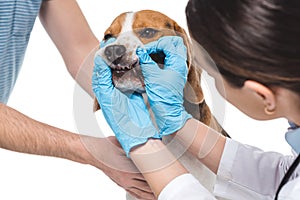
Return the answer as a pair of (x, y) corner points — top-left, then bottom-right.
(130, 139), (188, 197)
(39, 0), (99, 96)
(175, 118), (226, 174)
(0, 103), (95, 165)
(129, 119), (225, 198)
(0, 103), (155, 199)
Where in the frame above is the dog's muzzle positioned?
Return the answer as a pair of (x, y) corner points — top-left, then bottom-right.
(102, 44), (145, 93)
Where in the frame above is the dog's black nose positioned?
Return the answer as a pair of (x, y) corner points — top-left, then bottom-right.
(104, 45), (126, 63)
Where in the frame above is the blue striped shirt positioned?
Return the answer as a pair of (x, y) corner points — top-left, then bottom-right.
(0, 0), (42, 104)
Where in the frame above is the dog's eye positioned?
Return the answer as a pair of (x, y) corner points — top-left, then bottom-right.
(104, 34), (113, 40)
(138, 28), (158, 39)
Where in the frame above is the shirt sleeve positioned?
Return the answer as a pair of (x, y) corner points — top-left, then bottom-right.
(214, 139), (298, 199)
(158, 173), (217, 200)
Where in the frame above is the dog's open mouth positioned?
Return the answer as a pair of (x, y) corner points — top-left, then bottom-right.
(108, 53), (166, 93)
(111, 59), (139, 78)
(109, 58), (145, 93)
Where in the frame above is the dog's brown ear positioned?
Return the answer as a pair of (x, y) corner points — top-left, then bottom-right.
(93, 98), (101, 112)
(174, 23), (204, 104)
(184, 65), (204, 104)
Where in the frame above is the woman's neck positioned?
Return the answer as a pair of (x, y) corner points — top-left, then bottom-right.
(277, 87), (300, 126)
(286, 91), (300, 126)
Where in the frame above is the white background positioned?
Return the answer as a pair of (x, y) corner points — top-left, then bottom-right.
(1, 0), (291, 199)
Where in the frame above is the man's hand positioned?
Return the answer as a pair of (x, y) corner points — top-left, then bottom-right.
(0, 104), (154, 199)
(80, 136), (155, 200)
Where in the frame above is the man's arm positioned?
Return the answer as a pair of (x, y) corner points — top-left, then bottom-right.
(0, 103), (89, 162)
(0, 102), (153, 199)
(39, 0), (98, 96)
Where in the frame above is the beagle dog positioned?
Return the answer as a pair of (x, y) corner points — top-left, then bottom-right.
(94, 10), (228, 199)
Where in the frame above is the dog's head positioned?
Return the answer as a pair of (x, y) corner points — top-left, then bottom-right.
(94, 10), (204, 111)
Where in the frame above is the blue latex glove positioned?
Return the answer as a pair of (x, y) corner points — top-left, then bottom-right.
(136, 36), (192, 137)
(100, 37), (116, 48)
(92, 55), (160, 157)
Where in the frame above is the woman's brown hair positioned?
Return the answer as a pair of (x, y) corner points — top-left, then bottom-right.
(186, 0), (300, 94)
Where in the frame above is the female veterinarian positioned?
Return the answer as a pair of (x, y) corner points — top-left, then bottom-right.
(92, 0), (300, 199)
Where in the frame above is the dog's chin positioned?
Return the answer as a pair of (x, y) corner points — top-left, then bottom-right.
(115, 83), (145, 93)
(111, 65), (145, 93)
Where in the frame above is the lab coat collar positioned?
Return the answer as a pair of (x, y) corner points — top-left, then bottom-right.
(285, 122), (300, 154)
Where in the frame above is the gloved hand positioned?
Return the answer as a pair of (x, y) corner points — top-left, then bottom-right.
(92, 54), (160, 157)
(136, 36), (192, 137)
(100, 37), (116, 48)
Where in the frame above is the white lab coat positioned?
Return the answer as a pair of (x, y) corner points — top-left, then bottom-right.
(158, 139), (300, 200)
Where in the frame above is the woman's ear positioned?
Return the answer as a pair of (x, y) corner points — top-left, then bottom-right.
(244, 80), (276, 112)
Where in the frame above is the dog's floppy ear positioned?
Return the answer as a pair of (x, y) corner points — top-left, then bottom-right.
(93, 98), (100, 112)
(174, 23), (204, 104)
